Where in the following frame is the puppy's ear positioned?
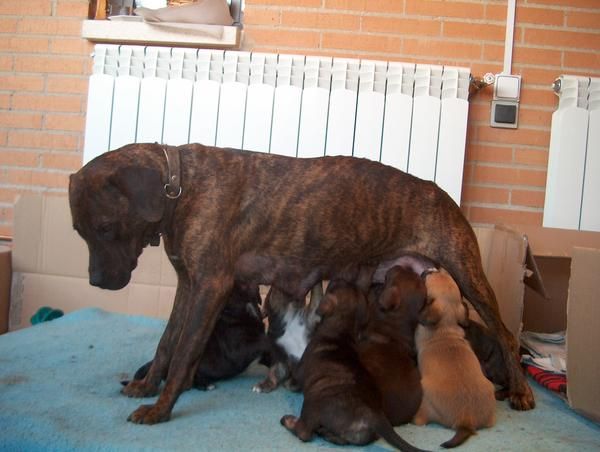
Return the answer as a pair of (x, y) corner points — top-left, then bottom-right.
(317, 292), (338, 317)
(458, 300), (470, 328)
(418, 298), (442, 326)
(112, 166), (165, 223)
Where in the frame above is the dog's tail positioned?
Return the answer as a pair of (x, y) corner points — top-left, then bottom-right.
(374, 415), (429, 452)
(441, 426), (475, 448)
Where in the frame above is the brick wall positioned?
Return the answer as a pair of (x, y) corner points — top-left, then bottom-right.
(0, 0), (93, 237)
(1, 0), (599, 236)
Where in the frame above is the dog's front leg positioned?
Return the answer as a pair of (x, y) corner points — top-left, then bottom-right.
(127, 274), (233, 424)
(122, 275), (191, 398)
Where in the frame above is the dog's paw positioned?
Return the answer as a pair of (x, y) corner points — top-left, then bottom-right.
(280, 414), (297, 429)
(509, 385), (536, 411)
(127, 404), (171, 424)
(121, 380), (159, 398)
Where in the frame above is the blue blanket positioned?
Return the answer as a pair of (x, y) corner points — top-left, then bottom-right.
(1, 308), (599, 451)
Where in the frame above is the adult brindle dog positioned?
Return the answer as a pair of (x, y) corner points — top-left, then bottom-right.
(69, 142), (534, 424)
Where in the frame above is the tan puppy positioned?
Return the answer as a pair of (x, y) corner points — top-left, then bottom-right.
(413, 269), (496, 448)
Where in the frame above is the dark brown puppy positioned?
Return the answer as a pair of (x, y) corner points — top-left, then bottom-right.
(122, 281), (267, 391)
(360, 266), (425, 426)
(68, 143), (533, 424)
(281, 280), (426, 452)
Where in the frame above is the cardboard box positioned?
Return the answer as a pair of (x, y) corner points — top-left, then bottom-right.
(507, 224), (600, 423)
(10, 195), (176, 330)
(0, 244), (11, 334)
(9, 195), (599, 422)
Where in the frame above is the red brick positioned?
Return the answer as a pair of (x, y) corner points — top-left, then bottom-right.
(323, 32), (402, 53)
(0, 18), (19, 33)
(525, 28), (600, 51)
(11, 93), (82, 113)
(15, 55), (86, 75)
(46, 75), (89, 94)
(55, 0), (90, 18)
(517, 7), (564, 26)
(406, 0), (485, 19)
(0, 0), (52, 15)
(41, 152), (83, 170)
(444, 21), (507, 42)
(469, 206), (542, 227)
(362, 16), (440, 36)
(0, 111), (44, 129)
(564, 51), (600, 71)
(0, 74), (45, 91)
(0, 36), (49, 53)
(8, 130), (79, 151)
(282, 11), (360, 31)
(243, 8), (281, 26)
(30, 171), (70, 189)
(44, 113), (86, 132)
(404, 38), (481, 61)
(461, 185), (510, 204)
(17, 18), (82, 36)
(511, 189), (545, 208)
(0, 150), (40, 167)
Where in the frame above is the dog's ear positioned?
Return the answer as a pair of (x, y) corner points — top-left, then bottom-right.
(112, 166), (165, 223)
(418, 298), (442, 326)
(458, 300), (470, 328)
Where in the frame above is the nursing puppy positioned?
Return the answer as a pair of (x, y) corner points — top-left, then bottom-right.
(253, 284), (322, 393)
(360, 265), (425, 425)
(281, 280), (425, 452)
(123, 282), (267, 391)
(414, 269), (496, 448)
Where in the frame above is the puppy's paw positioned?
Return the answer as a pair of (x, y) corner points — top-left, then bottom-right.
(127, 404), (171, 424)
(121, 380), (159, 398)
(252, 378), (277, 393)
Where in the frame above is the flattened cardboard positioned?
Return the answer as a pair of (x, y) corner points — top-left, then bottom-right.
(566, 247), (600, 423)
(0, 245), (11, 334)
(473, 225), (527, 339)
(10, 194), (176, 330)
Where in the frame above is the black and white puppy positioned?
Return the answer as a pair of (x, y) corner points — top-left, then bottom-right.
(122, 281), (267, 391)
(253, 284), (322, 393)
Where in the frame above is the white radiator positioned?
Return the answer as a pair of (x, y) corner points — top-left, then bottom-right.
(544, 75), (600, 231)
(83, 44), (471, 204)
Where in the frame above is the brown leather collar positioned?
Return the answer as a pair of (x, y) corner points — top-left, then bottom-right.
(162, 145), (182, 200)
(149, 145), (182, 246)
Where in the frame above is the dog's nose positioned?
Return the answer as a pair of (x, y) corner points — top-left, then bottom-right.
(89, 270), (104, 287)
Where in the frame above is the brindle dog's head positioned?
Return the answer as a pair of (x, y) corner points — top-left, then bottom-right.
(69, 151), (165, 290)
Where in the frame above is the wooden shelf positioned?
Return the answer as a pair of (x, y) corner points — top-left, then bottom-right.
(81, 19), (241, 49)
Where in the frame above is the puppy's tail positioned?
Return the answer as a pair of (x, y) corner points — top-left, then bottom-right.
(374, 416), (429, 452)
(441, 426), (475, 448)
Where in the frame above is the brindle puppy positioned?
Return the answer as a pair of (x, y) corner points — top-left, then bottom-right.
(360, 265), (425, 426)
(281, 280), (426, 452)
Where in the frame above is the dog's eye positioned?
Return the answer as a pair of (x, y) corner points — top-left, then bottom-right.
(97, 223), (116, 240)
